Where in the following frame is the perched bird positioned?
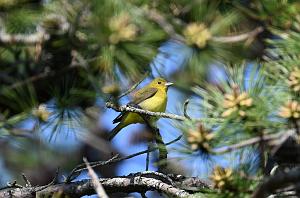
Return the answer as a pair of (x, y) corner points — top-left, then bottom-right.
(108, 78), (173, 140)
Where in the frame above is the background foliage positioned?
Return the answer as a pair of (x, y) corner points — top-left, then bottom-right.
(1, 0), (300, 197)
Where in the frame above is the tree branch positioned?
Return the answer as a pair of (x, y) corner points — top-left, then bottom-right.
(0, 172), (196, 198)
(143, 8), (263, 44)
(144, 9), (185, 42)
(84, 158), (109, 198)
(66, 135), (182, 182)
(252, 167), (300, 198)
(211, 130), (295, 154)
(117, 72), (149, 99)
(0, 30), (49, 45)
(211, 27), (264, 43)
(106, 101), (188, 121)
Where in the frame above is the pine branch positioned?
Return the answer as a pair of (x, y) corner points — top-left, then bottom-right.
(83, 158), (109, 198)
(66, 135), (182, 182)
(0, 15), (69, 45)
(0, 171), (200, 198)
(211, 27), (264, 43)
(144, 8), (263, 44)
(252, 167), (300, 198)
(106, 101), (189, 121)
(211, 130), (295, 154)
(0, 30), (49, 45)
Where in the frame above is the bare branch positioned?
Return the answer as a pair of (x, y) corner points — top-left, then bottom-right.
(0, 172), (193, 198)
(21, 174), (31, 187)
(252, 167), (300, 198)
(117, 72), (149, 99)
(106, 101), (188, 121)
(84, 158), (109, 198)
(0, 15), (69, 45)
(144, 9), (185, 42)
(183, 99), (191, 119)
(66, 154), (119, 183)
(211, 27), (264, 43)
(67, 135), (182, 182)
(144, 8), (263, 45)
(211, 130), (295, 155)
(0, 30), (49, 45)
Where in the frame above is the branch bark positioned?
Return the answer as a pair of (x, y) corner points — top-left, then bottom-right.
(211, 130), (295, 154)
(144, 8), (263, 44)
(211, 27), (264, 43)
(0, 30), (49, 45)
(252, 168), (300, 198)
(106, 101), (188, 121)
(66, 135), (182, 182)
(84, 158), (109, 198)
(0, 172), (201, 198)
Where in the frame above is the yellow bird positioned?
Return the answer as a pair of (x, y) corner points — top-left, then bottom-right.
(108, 78), (173, 140)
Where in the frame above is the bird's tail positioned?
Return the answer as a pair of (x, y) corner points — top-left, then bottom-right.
(108, 123), (124, 141)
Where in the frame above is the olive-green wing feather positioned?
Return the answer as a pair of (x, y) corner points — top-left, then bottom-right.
(131, 87), (158, 105)
(112, 87), (157, 124)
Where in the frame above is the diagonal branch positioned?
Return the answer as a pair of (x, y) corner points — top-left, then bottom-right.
(84, 158), (109, 198)
(211, 130), (295, 154)
(144, 8), (263, 44)
(66, 135), (182, 182)
(211, 27), (264, 43)
(252, 167), (300, 198)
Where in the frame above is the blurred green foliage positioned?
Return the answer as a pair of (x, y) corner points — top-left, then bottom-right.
(1, 0), (300, 197)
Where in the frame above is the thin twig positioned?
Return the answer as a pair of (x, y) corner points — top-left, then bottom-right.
(211, 27), (264, 43)
(183, 99), (191, 119)
(83, 158), (109, 198)
(138, 112), (168, 172)
(211, 130), (295, 155)
(21, 174), (31, 187)
(0, 30), (49, 45)
(66, 155), (119, 183)
(144, 8), (263, 44)
(146, 143), (151, 171)
(144, 9), (185, 42)
(67, 135), (182, 181)
(252, 167), (300, 198)
(117, 72), (149, 99)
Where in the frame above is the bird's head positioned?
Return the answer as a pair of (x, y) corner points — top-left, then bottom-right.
(149, 77), (173, 91)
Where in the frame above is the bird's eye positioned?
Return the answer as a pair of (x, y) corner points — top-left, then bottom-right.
(158, 81), (161, 84)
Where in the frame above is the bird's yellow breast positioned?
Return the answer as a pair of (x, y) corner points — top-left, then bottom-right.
(139, 92), (167, 112)
(123, 89), (167, 124)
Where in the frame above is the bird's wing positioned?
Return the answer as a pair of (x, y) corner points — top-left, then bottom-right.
(112, 87), (158, 124)
(132, 87), (158, 105)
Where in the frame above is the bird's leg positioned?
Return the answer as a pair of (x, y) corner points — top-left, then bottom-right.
(138, 113), (155, 171)
(146, 142), (151, 171)
(139, 114), (167, 172)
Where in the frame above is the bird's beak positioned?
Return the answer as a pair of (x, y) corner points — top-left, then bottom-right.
(165, 82), (173, 87)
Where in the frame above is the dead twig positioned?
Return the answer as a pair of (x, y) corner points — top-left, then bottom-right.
(211, 130), (295, 155)
(66, 135), (182, 182)
(117, 72), (149, 99)
(83, 158), (109, 198)
(211, 27), (264, 43)
(252, 167), (300, 198)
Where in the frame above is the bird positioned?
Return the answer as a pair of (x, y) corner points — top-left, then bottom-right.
(108, 77), (173, 140)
